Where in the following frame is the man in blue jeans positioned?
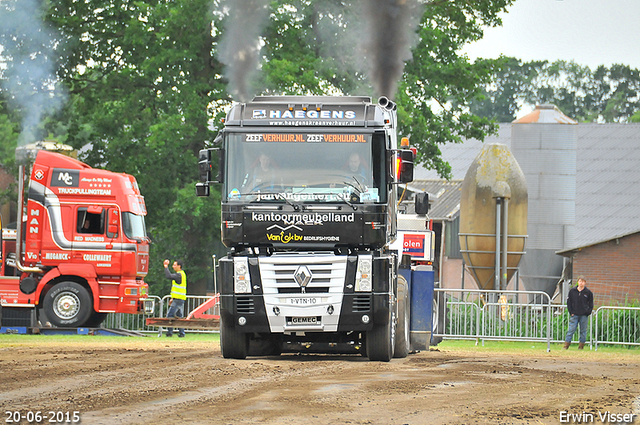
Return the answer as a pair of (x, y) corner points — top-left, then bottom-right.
(164, 259), (187, 337)
(564, 276), (594, 350)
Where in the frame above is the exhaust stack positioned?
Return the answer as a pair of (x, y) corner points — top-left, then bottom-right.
(378, 96), (397, 111)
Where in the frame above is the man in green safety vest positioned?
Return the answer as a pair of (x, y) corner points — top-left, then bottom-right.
(164, 259), (187, 337)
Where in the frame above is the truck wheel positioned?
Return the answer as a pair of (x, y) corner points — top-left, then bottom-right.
(220, 314), (248, 359)
(393, 276), (410, 358)
(84, 312), (108, 328)
(43, 282), (93, 327)
(366, 309), (395, 362)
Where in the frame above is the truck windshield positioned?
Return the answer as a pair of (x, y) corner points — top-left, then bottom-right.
(122, 212), (147, 240)
(224, 132), (386, 204)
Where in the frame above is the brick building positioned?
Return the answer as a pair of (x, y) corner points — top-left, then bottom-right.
(558, 231), (640, 306)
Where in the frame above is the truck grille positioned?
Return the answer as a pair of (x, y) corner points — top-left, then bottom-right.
(352, 295), (371, 312)
(259, 253), (347, 295)
(236, 296), (255, 314)
(278, 287), (329, 294)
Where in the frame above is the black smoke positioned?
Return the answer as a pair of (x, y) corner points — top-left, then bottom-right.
(358, 0), (424, 99)
(217, 0), (270, 102)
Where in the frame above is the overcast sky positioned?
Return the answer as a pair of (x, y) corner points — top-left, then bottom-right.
(462, 0), (640, 70)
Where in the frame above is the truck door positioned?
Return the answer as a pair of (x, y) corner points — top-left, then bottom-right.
(73, 206), (121, 275)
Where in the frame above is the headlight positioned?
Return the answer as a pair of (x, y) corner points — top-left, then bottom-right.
(124, 287), (138, 296)
(355, 255), (373, 292)
(234, 257), (252, 294)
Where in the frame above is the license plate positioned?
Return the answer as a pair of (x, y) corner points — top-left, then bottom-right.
(289, 297), (318, 305)
(287, 316), (321, 325)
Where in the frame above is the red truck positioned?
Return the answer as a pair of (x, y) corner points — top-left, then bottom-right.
(0, 148), (150, 329)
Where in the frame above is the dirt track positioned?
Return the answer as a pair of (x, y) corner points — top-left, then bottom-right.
(1, 336), (640, 425)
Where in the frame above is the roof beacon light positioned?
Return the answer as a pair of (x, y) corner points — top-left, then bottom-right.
(400, 137), (409, 147)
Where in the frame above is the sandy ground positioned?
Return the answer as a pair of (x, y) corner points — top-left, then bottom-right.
(1, 336), (640, 425)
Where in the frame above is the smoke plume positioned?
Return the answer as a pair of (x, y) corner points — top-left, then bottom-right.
(358, 0), (424, 99)
(0, 0), (67, 145)
(217, 0), (270, 102)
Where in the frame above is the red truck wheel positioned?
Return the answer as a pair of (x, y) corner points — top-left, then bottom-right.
(43, 282), (93, 327)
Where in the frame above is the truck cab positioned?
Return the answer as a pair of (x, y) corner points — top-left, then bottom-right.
(198, 96), (414, 361)
(0, 148), (150, 329)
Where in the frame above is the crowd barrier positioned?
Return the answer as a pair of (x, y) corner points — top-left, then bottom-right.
(102, 291), (640, 348)
(433, 288), (640, 350)
(102, 295), (220, 335)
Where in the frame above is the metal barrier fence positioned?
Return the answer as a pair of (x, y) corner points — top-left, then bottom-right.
(100, 292), (639, 348)
(102, 295), (220, 335)
(435, 288), (640, 350)
(594, 306), (640, 350)
(102, 295), (163, 332)
(435, 288), (554, 351)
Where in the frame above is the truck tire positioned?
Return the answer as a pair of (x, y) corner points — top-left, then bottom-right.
(220, 314), (248, 359)
(43, 282), (93, 327)
(366, 308), (395, 362)
(84, 312), (108, 328)
(393, 276), (410, 358)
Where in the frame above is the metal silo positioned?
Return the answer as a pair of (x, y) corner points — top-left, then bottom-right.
(511, 105), (577, 296)
(459, 143), (528, 291)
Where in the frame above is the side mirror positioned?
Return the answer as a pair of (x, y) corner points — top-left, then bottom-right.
(87, 205), (103, 214)
(198, 147), (224, 184)
(397, 149), (414, 183)
(107, 209), (119, 238)
(198, 149), (212, 182)
(196, 182), (210, 197)
(415, 192), (429, 215)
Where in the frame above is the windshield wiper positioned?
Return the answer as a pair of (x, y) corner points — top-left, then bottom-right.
(278, 193), (303, 211)
(339, 194), (358, 211)
(289, 191), (358, 211)
(342, 176), (366, 195)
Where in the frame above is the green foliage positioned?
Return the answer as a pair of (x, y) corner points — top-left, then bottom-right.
(147, 182), (223, 296)
(46, 0), (227, 294)
(0, 0), (521, 291)
(261, 0), (512, 179)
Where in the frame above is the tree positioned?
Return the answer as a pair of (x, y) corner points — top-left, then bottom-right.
(468, 57), (547, 122)
(469, 58), (640, 123)
(0, 0), (516, 293)
(47, 0), (228, 295)
(398, 1), (513, 178)
(259, 0), (514, 178)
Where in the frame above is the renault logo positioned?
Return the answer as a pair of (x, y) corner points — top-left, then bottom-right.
(294, 266), (312, 288)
